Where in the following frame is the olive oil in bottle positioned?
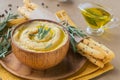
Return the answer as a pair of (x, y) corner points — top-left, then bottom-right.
(81, 8), (112, 29)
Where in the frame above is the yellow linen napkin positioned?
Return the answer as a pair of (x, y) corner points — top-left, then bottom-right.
(0, 64), (23, 80)
(67, 61), (113, 80)
(0, 61), (113, 80)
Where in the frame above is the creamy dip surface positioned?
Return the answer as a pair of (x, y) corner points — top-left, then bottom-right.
(13, 21), (68, 52)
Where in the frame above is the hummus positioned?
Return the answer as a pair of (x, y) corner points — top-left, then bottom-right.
(13, 21), (68, 52)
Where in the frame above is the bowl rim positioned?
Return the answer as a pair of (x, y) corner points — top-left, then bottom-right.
(11, 19), (70, 54)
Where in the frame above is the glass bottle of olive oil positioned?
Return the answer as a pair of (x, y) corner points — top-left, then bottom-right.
(81, 8), (112, 29)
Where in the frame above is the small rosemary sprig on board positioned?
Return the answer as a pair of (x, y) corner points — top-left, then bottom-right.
(0, 13), (18, 58)
(0, 13), (18, 31)
(62, 22), (87, 52)
(0, 29), (11, 58)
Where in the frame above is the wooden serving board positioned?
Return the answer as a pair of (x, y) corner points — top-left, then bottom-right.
(0, 50), (87, 80)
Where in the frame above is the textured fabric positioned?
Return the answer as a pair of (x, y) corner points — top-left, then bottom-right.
(67, 61), (113, 80)
(0, 65), (23, 80)
(0, 61), (113, 80)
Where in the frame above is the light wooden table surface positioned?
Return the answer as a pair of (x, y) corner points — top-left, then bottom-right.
(0, 0), (120, 80)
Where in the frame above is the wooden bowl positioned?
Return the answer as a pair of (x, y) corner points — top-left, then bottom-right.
(11, 19), (69, 70)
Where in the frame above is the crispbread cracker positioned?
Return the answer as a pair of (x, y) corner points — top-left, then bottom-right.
(88, 38), (115, 62)
(78, 50), (104, 68)
(8, 18), (27, 26)
(23, 0), (38, 10)
(18, 0), (38, 18)
(23, 0), (30, 7)
(83, 38), (106, 57)
(100, 44), (115, 59)
(55, 10), (76, 27)
(77, 42), (105, 59)
(18, 7), (31, 18)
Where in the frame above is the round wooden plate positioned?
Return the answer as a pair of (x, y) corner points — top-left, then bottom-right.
(0, 50), (87, 80)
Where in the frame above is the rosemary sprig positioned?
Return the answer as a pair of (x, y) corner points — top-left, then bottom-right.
(29, 25), (51, 40)
(0, 13), (18, 58)
(0, 29), (12, 58)
(67, 26), (87, 52)
(0, 13), (18, 31)
(67, 26), (87, 38)
(62, 21), (87, 52)
(37, 25), (51, 40)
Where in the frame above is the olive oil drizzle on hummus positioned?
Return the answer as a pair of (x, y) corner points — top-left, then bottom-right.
(13, 21), (68, 52)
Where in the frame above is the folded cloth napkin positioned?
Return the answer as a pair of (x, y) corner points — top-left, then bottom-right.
(66, 61), (113, 80)
(0, 61), (113, 80)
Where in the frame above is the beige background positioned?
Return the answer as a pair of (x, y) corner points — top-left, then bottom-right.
(0, 0), (120, 80)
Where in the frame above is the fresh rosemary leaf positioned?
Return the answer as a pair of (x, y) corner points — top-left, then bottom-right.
(0, 13), (18, 31)
(69, 33), (77, 52)
(40, 28), (51, 39)
(0, 50), (2, 53)
(7, 13), (18, 20)
(67, 26), (87, 38)
(37, 25), (51, 40)
(2, 47), (8, 52)
(0, 51), (7, 58)
(61, 21), (87, 52)
(0, 44), (3, 50)
(6, 42), (11, 49)
(0, 13), (18, 58)
(6, 29), (11, 39)
(37, 26), (44, 39)
(0, 22), (7, 31)
(76, 29), (87, 38)
(0, 29), (11, 58)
